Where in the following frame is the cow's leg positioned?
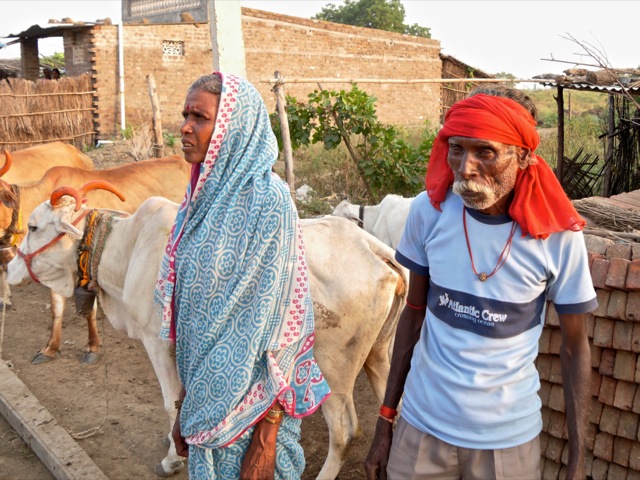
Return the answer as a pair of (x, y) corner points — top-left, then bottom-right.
(32, 289), (67, 364)
(80, 299), (101, 364)
(362, 342), (392, 404)
(0, 272), (12, 308)
(316, 392), (360, 480)
(140, 335), (184, 477)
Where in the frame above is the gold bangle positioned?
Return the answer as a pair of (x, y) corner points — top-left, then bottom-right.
(264, 415), (283, 425)
(268, 409), (285, 418)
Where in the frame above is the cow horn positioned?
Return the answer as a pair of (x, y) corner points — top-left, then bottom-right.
(50, 186), (83, 211)
(78, 181), (126, 203)
(0, 150), (13, 178)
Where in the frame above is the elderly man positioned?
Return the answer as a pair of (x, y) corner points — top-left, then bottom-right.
(365, 86), (597, 480)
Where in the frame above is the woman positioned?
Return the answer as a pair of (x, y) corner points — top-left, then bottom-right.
(155, 72), (330, 479)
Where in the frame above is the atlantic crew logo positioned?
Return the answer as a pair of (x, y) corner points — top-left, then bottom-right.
(438, 291), (507, 326)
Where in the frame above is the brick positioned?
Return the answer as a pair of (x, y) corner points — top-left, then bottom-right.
(617, 410), (639, 440)
(546, 303), (560, 327)
(614, 350), (637, 382)
(607, 290), (629, 320)
(633, 387), (640, 414)
(592, 369), (603, 397)
(586, 313), (595, 338)
(630, 442), (640, 470)
(542, 459), (561, 480)
(539, 328), (552, 354)
(628, 467), (640, 480)
(599, 375), (617, 406)
(550, 356), (563, 384)
(594, 290), (612, 317)
(627, 260), (640, 291)
(539, 380), (552, 406)
(614, 320), (635, 350)
(548, 384), (565, 412)
(614, 380), (637, 411)
(607, 463), (628, 479)
(613, 437), (632, 467)
(592, 344), (603, 368)
(585, 235), (613, 255)
(600, 405), (621, 434)
(632, 324), (640, 352)
(593, 431), (614, 462)
(627, 292), (640, 322)
(633, 244), (640, 261)
(600, 348), (616, 376)
(537, 354), (552, 381)
(606, 243), (632, 260)
(594, 318), (615, 348)
(587, 422), (598, 450)
(542, 406), (552, 431)
(606, 257), (630, 290)
(592, 258), (612, 290)
(548, 409), (566, 438)
(591, 398), (604, 425)
(591, 458), (609, 480)
(549, 328), (563, 355)
(546, 434), (565, 463)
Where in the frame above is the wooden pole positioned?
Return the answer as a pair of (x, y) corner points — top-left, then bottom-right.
(274, 71), (295, 200)
(555, 85), (565, 184)
(146, 74), (164, 158)
(602, 94), (615, 196)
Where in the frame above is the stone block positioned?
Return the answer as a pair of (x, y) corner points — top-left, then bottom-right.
(629, 442), (640, 470)
(594, 290), (611, 317)
(627, 292), (640, 322)
(548, 384), (565, 412)
(548, 409), (566, 438)
(546, 434), (564, 463)
(585, 235), (612, 255)
(590, 398), (604, 425)
(598, 375), (616, 406)
(591, 458), (609, 480)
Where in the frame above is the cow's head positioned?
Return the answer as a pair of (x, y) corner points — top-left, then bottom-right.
(6, 181), (126, 297)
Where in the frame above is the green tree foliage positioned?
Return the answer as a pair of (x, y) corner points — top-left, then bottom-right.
(494, 72), (516, 87)
(40, 52), (65, 70)
(271, 84), (437, 201)
(314, 0), (431, 38)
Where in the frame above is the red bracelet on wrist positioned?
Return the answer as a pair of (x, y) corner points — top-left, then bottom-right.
(379, 405), (398, 419)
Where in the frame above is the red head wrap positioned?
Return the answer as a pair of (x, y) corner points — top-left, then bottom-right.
(425, 94), (585, 239)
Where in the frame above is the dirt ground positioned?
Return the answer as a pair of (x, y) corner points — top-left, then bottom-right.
(0, 142), (379, 480)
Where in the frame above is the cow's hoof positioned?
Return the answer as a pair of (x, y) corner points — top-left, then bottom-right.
(31, 352), (56, 364)
(154, 460), (184, 477)
(162, 435), (170, 447)
(81, 352), (100, 365)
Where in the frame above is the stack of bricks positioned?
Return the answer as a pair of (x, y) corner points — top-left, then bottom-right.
(537, 235), (640, 479)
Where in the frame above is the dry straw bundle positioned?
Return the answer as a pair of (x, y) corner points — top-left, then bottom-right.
(0, 74), (95, 152)
(573, 197), (640, 242)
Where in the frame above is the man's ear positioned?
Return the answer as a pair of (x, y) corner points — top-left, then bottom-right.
(517, 147), (536, 168)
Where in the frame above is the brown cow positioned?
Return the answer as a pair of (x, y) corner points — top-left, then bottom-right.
(1, 142), (93, 185)
(0, 154), (190, 363)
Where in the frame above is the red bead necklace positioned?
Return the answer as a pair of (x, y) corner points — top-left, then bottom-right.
(462, 207), (517, 282)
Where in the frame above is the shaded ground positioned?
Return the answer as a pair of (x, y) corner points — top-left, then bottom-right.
(0, 142), (378, 480)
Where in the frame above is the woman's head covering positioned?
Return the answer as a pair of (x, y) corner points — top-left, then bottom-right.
(154, 72), (329, 448)
(425, 94), (585, 239)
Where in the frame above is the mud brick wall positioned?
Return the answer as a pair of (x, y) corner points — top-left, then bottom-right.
(538, 235), (640, 479)
(89, 8), (442, 138)
(242, 8), (442, 128)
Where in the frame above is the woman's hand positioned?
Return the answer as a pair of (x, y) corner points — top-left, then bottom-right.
(172, 413), (189, 458)
(240, 406), (283, 479)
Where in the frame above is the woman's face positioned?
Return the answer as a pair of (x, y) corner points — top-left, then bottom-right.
(180, 89), (220, 164)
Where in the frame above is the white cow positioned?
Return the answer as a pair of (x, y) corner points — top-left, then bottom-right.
(7, 187), (407, 479)
(331, 194), (414, 249)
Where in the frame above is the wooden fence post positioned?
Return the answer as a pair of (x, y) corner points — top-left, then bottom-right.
(146, 74), (164, 158)
(273, 71), (295, 201)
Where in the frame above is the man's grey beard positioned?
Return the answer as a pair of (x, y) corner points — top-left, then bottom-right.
(452, 180), (495, 210)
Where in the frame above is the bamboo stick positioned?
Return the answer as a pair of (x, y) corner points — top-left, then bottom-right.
(260, 77), (541, 85)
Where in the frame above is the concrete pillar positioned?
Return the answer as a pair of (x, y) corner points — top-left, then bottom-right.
(20, 38), (40, 80)
(208, 0), (246, 77)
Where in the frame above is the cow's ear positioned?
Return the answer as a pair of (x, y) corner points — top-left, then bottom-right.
(58, 218), (83, 240)
(0, 188), (18, 209)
